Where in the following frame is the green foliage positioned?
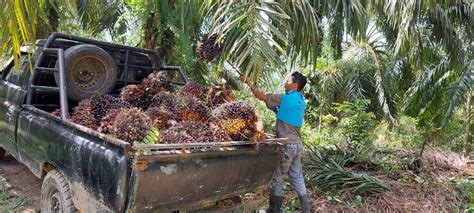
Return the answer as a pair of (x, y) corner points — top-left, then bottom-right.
(202, 0), (321, 81)
(138, 128), (160, 145)
(308, 99), (376, 151)
(452, 177), (474, 211)
(439, 109), (469, 152)
(283, 196), (301, 212)
(333, 100), (376, 150)
(305, 146), (389, 195)
(374, 116), (422, 150)
(125, 0), (209, 83)
(303, 99), (416, 177)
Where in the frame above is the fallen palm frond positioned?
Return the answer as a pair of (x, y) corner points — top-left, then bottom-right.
(305, 147), (389, 195)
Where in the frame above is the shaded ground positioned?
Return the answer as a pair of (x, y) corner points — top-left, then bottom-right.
(0, 154), (41, 212)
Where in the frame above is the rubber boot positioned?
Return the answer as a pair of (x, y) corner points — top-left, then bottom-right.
(267, 195), (284, 213)
(299, 195), (312, 213)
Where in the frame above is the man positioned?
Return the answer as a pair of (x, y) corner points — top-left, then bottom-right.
(240, 72), (311, 213)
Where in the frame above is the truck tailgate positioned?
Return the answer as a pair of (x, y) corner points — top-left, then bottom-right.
(127, 140), (283, 212)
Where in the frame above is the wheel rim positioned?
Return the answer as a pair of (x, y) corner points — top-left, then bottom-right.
(71, 56), (107, 92)
(50, 191), (62, 213)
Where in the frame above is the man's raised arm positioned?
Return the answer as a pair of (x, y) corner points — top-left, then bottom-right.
(240, 76), (268, 101)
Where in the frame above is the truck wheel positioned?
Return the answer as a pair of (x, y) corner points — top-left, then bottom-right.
(55, 44), (117, 101)
(41, 170), (76, 213)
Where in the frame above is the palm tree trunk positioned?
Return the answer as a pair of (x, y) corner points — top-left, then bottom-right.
(464, 91), (472, 157)
(36, 3), (59, 39)
(49, 5), (59, 33)
(143, 13), (158, 50)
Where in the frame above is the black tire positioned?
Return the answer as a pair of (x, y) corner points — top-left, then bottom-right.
(55, 44), (117, 101)
(0, 147), (5, 160)
(41, 170), (76, 213)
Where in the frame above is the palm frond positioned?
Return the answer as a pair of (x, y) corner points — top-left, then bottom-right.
(320, 68), (345, 106)
(204, 1), (290, 80)
(202, 0), (322, 82)
(334, 60), (375, 103)
(76, 0), (124, 36)
(441, 60), (473, 127)
(402, 59), (450, 118)
(329, 2), (344, 60)
(392, 0), (421, 57)
(360, 41), (396, 124)
(305, 146), (389, 195)
(345, 67), (367, 101)
(141, 128), (160, 145)
(429, 4), (465, 68)
(0, 0), (50, 68)
(283, 0), (322, 65)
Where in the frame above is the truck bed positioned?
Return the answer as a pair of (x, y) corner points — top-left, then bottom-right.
(20, 105), (283, 212)
(129, 141), (283, 212)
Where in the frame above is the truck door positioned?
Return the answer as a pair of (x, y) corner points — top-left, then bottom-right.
(0, 56), (29, 158)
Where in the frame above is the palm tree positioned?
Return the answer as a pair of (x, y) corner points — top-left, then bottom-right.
(1, 1), (471, 130)
(0, 0), (117, 65)
(113, 0), (210, 82)
(370, 0), (473, 151)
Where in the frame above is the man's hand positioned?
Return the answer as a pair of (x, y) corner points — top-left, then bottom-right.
(240, 75), (267, 101)
(240, 75), (251, 85)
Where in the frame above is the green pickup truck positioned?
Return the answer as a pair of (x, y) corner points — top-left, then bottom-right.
(0, 33), (282, 212)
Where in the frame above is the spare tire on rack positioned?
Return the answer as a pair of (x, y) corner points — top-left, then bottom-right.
(54, 44), (117, 101)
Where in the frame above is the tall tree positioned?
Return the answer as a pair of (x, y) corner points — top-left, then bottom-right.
(464, 90), (472, 157)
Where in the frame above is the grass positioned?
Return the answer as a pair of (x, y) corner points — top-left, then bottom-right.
(0, 176), (37, 212)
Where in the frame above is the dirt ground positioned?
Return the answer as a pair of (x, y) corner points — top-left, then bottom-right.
(0, 150), (471, 212)
(0, 154), (41, 211)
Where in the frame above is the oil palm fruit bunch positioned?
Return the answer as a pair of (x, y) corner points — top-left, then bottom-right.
(206, 85), (235, 108)
(157, 129), (195, 144)
(147, 106), (175, 129)
(196, 33), (222, 62)
(90, 93), (129, 124)
(192, 123), (232, 142)
(251, 130), (265, 142)
(150, 92), (176, 112)
(211, 101), (258, 141)
(169, 121), (210, 141)
(209, 123), (232, 142)
(97, 108), (124, 134)
(180, 81), (208, 100)
(70, 99), (97, 129)
(174, 95), (210, 122)
(111, 108), (152, 143)
(120, 84), (149, 108)
(142, 72), (173, 94)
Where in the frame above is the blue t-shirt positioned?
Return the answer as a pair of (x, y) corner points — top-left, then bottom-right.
(266, 90), (306, 127)
(276, 91), (306, 127)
